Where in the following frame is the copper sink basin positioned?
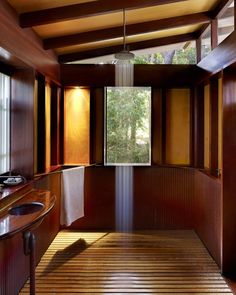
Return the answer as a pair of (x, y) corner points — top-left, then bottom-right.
(8, 202), (44, 216)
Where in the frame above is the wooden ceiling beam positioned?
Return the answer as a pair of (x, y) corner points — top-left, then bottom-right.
(211, 0), (233, 18)
(58, 32), (196, 63)
(44, 12), (210, 50)
(19, 0), (187, 28)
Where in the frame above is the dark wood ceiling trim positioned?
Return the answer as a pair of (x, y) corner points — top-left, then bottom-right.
(198, 30), (236, 74)
(210, 0), (233, 18)
(19, 0), (187, 27)
(58, 33), (196, 63)
(44, 12), (210, 50)
(195, 23), (210, 38)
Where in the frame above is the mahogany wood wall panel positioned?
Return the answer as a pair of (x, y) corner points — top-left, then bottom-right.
(194, 170), (222, 267)
(210, 76), (219, 176)
(11, 69), (35, 179)
(193, 85), (204, 168)
(152, 89), (163, 165)
(90, 88), (104, 164)
(218, 77), (223, 172)
(61, 64), (208, 87)
(50, 85), (60, 166)
(62, 166), (222, 270)
(67, 166), (115, 230)
(0, 0), (59, 82)
(204, 84), (210, 169)
(36, 74), (46, 174)
(133, 167), (195, 229)
(222, 68), (236, 275)
(45, 82), (51, 170)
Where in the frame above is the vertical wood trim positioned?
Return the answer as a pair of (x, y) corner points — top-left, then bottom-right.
(90, 88), (104, 164)
(50, 85), (60, 166)
(45, 82), (51, 170)
(162, 89), (167, 164)
(33, 79), (38, 175)
(152, 88), (162, 165)
(193, 85), (204, 168)
(59, 88), (64, 165)
(37, 74), (46, 173)
(222, 68), (236, 275)
(218, 77), (223, 172)
(189, 88), (194, 166)
(210, 76), (219, 176)
(196, 38), (202, 63)
(211, 19), (218, 50)
(194, 170), (222, 268)
(204, 84), (210, 169)
(11, 68), (35, 178)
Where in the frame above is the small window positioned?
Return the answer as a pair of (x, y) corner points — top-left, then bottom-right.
(201, 25), (211, 59)
(105, 87), (151, 165)
(218, 1), (234, 45)
(0, 72), (10, 174)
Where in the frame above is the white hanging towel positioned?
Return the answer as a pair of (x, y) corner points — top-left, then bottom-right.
(60, 166), (85, 226)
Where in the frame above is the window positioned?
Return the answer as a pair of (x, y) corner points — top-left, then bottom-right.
(201, 25), (211, 59)
(0, 72), (10, 174)
(105, 87), (151, 165)
(218, 1), (234, 45)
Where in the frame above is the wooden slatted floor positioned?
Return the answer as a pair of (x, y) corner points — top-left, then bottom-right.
(20, 230), (233, 294)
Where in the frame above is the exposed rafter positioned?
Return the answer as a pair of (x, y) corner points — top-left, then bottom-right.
(44, 12), (210, 50)
(211, 0), (233, 18)
(19, 0), (187, 28)
(58, 33), (196, 63)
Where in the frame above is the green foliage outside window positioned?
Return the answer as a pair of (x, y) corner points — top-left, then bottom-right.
(106, 87), (151, 165)
(133, 47), (196, 65)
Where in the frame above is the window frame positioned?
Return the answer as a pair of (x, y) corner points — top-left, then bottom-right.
(104, 86), (152, 166)
(0, 71), (11, 175)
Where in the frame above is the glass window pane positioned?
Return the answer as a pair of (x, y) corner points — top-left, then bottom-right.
(218, 1), (234, 44)
(105, 87), (151, 165)
(0, 73), (10, 174)
(201, 25), (211, 59)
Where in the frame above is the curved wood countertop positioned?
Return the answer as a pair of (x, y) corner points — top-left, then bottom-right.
(0, 189), (56, 239)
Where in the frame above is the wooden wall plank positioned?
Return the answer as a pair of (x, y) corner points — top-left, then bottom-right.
(193, 85), (204, 168)
(133, 167), (195, 229)
(194, 170), (222, 268)
(210, 75), (219, 176)
(36, 75), (46, 174)
(66, 166), (115, 230)
(218, 77), (223, 172)
(90, 88), (104, 164)
(60, 64), (208, 87)
(11, 69), (35, 179)
(0, 0), (59, 82)
(152, 89), (163, 165)
(45, 82), (51, 170)
(222, 68), (236, 275)
(50, 85), (60, 166)
(204, 84), (210, 169)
